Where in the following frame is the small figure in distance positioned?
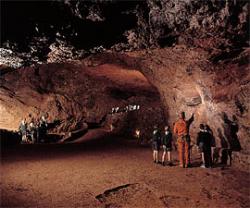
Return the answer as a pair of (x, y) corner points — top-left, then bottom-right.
(152, 125), (161, 164)
(204, 124), (216, 165)
(27, 120), (36, 144)
(39, 115), (48, 143)
(161, 125), (173, 166)
(196, 124), (206, 168)
(19, 118), (27, 144)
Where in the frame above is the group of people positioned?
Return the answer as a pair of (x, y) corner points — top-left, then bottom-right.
(152, 112), (214, 168)
(152, 125), (173, 166)
(19, 115), (48, 144)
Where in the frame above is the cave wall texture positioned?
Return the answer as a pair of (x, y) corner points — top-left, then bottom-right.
(1, 0), (249, 66)
(0, 58), (165, 143)
(0, 0), (249, 168)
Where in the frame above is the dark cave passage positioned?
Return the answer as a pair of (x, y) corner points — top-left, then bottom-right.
(1, 1), (142, 51)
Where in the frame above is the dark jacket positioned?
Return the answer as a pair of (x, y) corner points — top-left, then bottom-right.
(162, 131), (172, 147)
(152, 129), (161, 144)
(196, 131), (212, 150)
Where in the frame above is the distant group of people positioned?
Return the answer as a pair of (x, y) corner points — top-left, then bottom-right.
(19, 115), (48, 144)
(151, 111), (214, 168)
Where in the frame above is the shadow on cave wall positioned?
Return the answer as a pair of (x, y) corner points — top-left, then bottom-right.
(214, 112), (242, 166)
(217, 128), (229, 149)
(221, 112), (242, 151)
(217, 112), (241, 151)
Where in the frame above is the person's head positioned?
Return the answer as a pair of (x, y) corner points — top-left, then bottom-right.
(179, 112), (185, 119)
(232, 115), (237, 122)
(200, 124), (204, 130)
(154, 125), (158, 130)
(204, 124), (209, 131)
(164, 125), (169, 131)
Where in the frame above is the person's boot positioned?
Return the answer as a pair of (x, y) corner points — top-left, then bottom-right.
(162, 161), (165, 166)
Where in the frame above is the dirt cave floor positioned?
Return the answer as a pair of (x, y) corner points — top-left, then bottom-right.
(1, 136), (249, 208)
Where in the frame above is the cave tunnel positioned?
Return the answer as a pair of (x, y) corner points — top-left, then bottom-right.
(1, 1), (250, 207)
(0, 55), (166, 146)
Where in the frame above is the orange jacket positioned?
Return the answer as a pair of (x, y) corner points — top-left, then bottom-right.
(174, 119), (188, 136)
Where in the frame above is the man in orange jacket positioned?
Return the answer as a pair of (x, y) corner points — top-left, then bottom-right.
(174, 112), (194, 168)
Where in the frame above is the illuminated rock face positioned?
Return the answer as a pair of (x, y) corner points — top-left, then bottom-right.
(128, 47), (249, 169)
(0, 47), (249, 169)
(1, 1), (249, 169)
(0, 59), (165, 143)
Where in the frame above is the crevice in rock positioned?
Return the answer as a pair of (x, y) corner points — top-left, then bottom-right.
(95, 183), (138, 202)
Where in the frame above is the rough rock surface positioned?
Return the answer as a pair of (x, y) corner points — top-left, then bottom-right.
(0, 0), (249, 170)
(123, 47), (249, 170)
(1, 1), (249, 67)
(72, 48), (249, 169)
(1, 47), (249, 169)
(0, 57), (164, 142)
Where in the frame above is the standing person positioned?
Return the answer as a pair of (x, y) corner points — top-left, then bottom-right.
(28, 120), (36, 144)
(205, 124), (216, 165)
(196, 124), (212, 168)
(19, 119), (27, 144)
(35, 118), (41, 143)
(196, 124), (206, 168)
(161, 125), (173, 166)
(39, 115), (48, 143)
(152, 125), (161, 164)
(174, 112), (194, 168)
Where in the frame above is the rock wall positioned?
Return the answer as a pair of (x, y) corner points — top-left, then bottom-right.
(124, 47), (249, 169)
(0, 59), (165, 141)
(0, 47), (249, 168)
(1, 1), (248, 67)
(80, 48), (249, 169)
(0, 0), (249, 169)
